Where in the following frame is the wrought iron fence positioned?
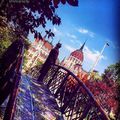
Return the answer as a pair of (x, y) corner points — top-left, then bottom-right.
(43, 64), (109, 120)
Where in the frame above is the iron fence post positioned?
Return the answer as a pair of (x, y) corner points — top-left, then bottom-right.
(60, 84), (80, 113)
(54, 73), (69, 98)
(47, 66), (60, 88)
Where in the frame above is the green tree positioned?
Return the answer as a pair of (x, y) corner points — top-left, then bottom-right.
(0, 16), (31, 57)
(0, 0), (78, 38)
(37, 61), (43, 66)
(0, 16), (15, 57)
(0, 0), (79, 61)
(102, 61), (120, 119)
(103, 62), (120, 84)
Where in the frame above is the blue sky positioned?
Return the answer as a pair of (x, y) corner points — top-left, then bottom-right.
(28, 0), (119, 74)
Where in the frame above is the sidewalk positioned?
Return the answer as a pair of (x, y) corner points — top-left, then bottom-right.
(13, 75), (64, 120)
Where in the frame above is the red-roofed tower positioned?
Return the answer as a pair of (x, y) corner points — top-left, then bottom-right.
(62, 41), (86, 73)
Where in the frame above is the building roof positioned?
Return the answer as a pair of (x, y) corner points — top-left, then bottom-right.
(70, 41), (86, 62)
(71, 50), (84, 62)
(44, 41), (53, 50)
(79, 40), (86, 51)
(34, 37), (53, 50)
(35, 37), (40, 43)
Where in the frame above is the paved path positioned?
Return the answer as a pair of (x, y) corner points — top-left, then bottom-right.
(13, 75), (64, 120)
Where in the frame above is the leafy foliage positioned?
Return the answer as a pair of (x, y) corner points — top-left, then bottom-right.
(0, 17), (15, 57)
(103, 62), (120, 84)
(0, 16), (30, 58)
(102, 61), (120, 119)
(37, 61), (43, 66)
(0, 0), (78, 38)
(0, 0), (78, 67)
(85, 62), (120, 119)
(86, 80), (117, 114)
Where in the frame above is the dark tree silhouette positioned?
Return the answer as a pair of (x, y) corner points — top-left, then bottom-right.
(34, 31), (38, 39)
(0, 0), (78, 38)
(45, 29), (55, 39)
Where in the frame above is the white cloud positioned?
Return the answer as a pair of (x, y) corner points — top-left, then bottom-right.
(53, 27), (62, 36)
(64, 44), (75, 52)
(63, 44), (107, 72)
(53, 27), (57, 32)
(66, 33), (77, 39)
(70, 39), (74, 43)
(78, 28), (95, 38)
(76, 40), (82, 44)
(84, 46), (107, 64)
(83, 46), (107, 72)
(64, 44), (107, 63)
(69, 39), (80, 44)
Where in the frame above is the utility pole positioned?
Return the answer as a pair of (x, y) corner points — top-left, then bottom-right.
(88, 42), (109, 78)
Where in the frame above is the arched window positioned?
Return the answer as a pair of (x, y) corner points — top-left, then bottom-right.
(75, 59), (78, 64)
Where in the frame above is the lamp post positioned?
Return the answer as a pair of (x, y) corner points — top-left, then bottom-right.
(88, 42), (109, 79)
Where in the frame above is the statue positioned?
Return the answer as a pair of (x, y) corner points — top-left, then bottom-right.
(37, 42), (62, 82)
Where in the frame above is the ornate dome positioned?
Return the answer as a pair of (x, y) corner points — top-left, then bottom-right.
(70, 41), (86, 62)
(71, 50), (84, 62)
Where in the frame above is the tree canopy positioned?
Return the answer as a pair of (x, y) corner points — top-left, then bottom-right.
(102, 61), (120, 84)
(102, 61), (120, 119)
(0, 0), (78, 38)
(0, 16), (30, 58)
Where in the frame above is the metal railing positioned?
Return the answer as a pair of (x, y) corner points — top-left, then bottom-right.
(43, 64), (109, 120)
(0, 44), (110, 120)
(0, 41), (24, 120)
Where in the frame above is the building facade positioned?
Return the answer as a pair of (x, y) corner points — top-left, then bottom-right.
(61, 41), (89, 82)
(25, 37), (53, 68)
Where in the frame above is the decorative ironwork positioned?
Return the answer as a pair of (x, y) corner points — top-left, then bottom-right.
(43, 65), (109, 120)
(0, 42), (109, 120)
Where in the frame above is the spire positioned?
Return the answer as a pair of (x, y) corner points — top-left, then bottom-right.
(79, 40), (87, 51)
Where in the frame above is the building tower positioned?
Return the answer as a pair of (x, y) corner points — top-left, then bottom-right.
(25, 36), (53, 69)
(62, 41), (86, 73)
